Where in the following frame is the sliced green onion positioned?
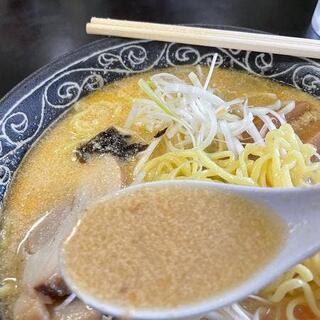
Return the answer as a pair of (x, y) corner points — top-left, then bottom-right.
(138, 79), (174, 116)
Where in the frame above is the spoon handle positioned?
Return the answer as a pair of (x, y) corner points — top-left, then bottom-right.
(235, 186), (320, 273)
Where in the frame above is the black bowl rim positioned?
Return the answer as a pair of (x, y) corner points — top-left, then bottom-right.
(0, 24), (268, 106)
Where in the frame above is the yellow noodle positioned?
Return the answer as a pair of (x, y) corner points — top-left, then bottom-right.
(286, 296), (306, 320)
(261, 262), (320, 319)
(0, 283), (14, 299)
(0, 280), (16, 299)
(142, 124), (320, 188)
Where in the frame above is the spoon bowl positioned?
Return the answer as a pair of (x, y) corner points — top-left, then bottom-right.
(61, 180), (320, 320)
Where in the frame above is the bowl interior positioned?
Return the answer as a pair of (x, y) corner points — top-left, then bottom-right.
(0, 31), (319, 203)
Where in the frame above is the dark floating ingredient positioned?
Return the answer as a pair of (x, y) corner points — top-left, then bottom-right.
(35, 274), (70, 299)
(154, 127), (167, 138)
(76, 127), (148, 163)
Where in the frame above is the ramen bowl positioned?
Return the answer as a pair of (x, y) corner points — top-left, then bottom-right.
(1, 27), (320, 320)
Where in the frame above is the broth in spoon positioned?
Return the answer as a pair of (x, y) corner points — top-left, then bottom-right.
(61, 183), (286, 315)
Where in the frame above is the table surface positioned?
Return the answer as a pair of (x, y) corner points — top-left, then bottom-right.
(0, 0), (318, 97)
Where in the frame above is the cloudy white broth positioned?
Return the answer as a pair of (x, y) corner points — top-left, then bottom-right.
(62, 185), (285, 310)
(1, 64), (320, 320)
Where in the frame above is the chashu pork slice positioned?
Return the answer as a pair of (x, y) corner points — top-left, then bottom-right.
(289, 102), (320, 153)
(243, 101), (320, 154)
(52, 299), (102, 320)
(14, 155), (124, 320)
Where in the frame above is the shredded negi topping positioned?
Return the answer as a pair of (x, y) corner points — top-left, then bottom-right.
(154, 127), (168, 138)
(75, 126), (148, 163)
(124, 54), (320, 187)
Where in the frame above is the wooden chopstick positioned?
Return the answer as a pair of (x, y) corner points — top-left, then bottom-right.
(86, 18), (320, 59)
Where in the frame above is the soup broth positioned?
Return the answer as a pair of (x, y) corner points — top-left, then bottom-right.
(1, 65), (320, 319)
(62, 184), (285, 310)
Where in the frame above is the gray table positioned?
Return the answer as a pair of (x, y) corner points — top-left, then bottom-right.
(0, 0), (318, 97)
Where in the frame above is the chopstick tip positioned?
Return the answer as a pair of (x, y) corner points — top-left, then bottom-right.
(85, 22), (93, 34)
